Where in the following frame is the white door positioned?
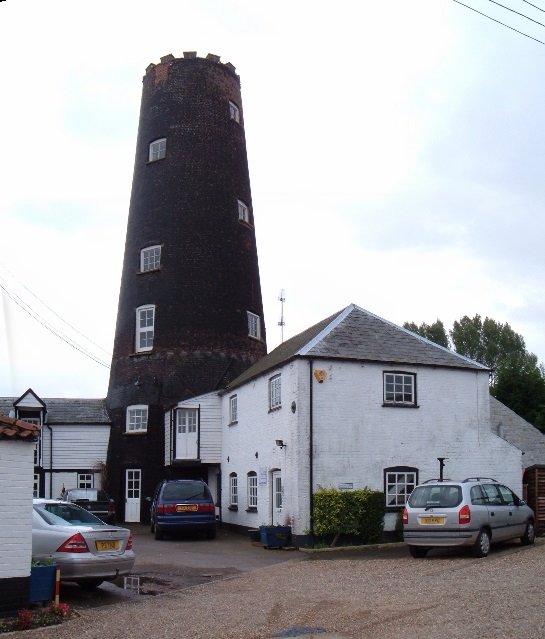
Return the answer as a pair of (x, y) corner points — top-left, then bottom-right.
(125, 469), (141, 522)
(272, 470), (283, 525)
(176, 409), (198, 459)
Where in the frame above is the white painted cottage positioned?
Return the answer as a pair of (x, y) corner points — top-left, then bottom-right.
(0, 389), (111, 500)
(165, 304), (526, 546)
(0, 414), (40, 615)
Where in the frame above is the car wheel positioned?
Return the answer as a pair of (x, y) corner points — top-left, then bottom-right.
(521, 521), (536, 546)
(206, 526), (216, 540)
(154, 525), (164, 540)
(408, 545), (428, 558)
(77, 579), (103, 590)
(472, 529), (491, 557)
(150, 519), (155, 534)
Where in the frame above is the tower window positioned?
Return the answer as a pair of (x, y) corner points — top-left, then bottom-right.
(238, 200), (250, 224)
(229, 101), (240, 123)
(136, 305), (155, 352)
(141, 245), (161, 272)
(126, 405), (148, 432)
(247, 312), (261, 340)
(149, 138), (166, 162)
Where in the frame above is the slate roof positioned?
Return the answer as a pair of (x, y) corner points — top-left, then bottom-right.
(226, 304), (488, 390)
(0, 397), (110, 425)
(0, 414), (41, 441)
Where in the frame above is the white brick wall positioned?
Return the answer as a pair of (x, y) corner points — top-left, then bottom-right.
(222, 358), (523, 537)
(0, 441), (34, 579)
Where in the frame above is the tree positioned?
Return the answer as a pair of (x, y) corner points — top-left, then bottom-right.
(492, 353), (545, 432)
(450, 315), (526, 384)
(403, 319), (449, 349)
(404, 313), (545, 431)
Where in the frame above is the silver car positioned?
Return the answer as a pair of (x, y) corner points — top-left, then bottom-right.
(32, 499), (135, 589)
(403, 478), (536, 558)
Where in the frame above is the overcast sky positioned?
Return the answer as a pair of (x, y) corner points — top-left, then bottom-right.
(1, 0), (544, 399)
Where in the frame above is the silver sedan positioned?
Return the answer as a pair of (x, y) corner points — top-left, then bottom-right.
(32, 499), (135, 590)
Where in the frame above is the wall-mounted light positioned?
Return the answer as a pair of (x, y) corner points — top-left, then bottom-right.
(255, 451), (259, 459)
(275, 439), (285, 449)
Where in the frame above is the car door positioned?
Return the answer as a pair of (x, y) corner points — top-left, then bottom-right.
(481, 483), (511, 541)
(497, 484), (527, 538)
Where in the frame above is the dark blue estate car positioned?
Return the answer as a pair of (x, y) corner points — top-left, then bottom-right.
(150, 479), (216, 540)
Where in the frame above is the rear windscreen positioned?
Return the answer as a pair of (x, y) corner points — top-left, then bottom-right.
(67, 489), (109, 501)
(408, 485), (462, 509)
(162, 483), (209, 501)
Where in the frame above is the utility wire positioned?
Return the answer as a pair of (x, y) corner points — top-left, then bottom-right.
(0, 261), (111, 357)
(452, 0), (545, 45)
(488, 0), (545, 27)
(520, 0), (545, 13)
(0, 280), (111, 369)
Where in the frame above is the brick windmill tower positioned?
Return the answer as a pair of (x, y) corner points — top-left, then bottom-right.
(106, 53), (267, 521)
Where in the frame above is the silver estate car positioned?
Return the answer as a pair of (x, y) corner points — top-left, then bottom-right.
(403, 478), (536, 558)
(32, 499), (135, 589)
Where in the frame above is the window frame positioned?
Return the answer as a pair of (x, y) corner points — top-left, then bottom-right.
(383, 371), (417, 407)
(136, 304), (155, 352)
(229, 395), (238, 424)
(229, 101), (240, 123)
(269, 374), (282, 410)
(78, 473), (93, 489)
(238, 199), (250, 224)
(148, 138), (166, 162)
(247, 471), (258, 510)
(229, 473), (238, 509)
(140, 245), (161, 272)
(384, 467), (418, 510)
(126, 405), (149, 433)
(247, 311), (261, 340)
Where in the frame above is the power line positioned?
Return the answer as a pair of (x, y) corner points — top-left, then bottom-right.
(487, 0), (545, 27)
(0, 280), (111, 369)
(520, 0), (545, 13)
(452, 0), (545, 45)
(0, 261), (111, 357)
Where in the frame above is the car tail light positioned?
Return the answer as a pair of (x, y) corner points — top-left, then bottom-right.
(403, 507), (408, 525)
(108, 503), (115, 514)
(197, 503), (215, 512)
(459, 504), (471, 524)
(57, 533), (90, 553)
(156, 504), (177, 514)
(126, 533), (133, 550)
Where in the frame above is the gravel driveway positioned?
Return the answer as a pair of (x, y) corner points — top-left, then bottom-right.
(22, 538), (545, 639)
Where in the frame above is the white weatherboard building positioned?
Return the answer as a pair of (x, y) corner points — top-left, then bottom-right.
(163, 304), (524, 546)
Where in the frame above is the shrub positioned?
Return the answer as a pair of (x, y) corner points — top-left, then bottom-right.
(313, 486), (385, 547)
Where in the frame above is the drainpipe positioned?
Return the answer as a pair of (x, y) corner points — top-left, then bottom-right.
(309, 360), (314, 541)
(46, 423), (53, 498)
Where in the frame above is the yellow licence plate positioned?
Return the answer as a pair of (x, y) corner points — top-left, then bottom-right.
(421, 516), (445, 525)
(96, 540), (120, 551)
(177, 504), (197, 512)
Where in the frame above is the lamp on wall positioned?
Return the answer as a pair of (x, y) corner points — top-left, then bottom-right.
(275, 439), (285, 449)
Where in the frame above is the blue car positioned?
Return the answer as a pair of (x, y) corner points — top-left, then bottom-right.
(150, 479), (216, 540)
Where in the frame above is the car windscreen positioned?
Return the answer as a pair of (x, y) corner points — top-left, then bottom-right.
(66, 489), (109, 501)
(408, 485), (462, 509)
(34, 503), (107, 526)
(162, 483), (209, 501)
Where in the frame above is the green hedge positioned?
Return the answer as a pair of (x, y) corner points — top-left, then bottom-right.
(313, 487), (385, 547)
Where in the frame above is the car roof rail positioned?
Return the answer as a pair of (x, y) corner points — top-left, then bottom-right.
(462, 477), (498, 483)
(421, 478), (452, 483)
